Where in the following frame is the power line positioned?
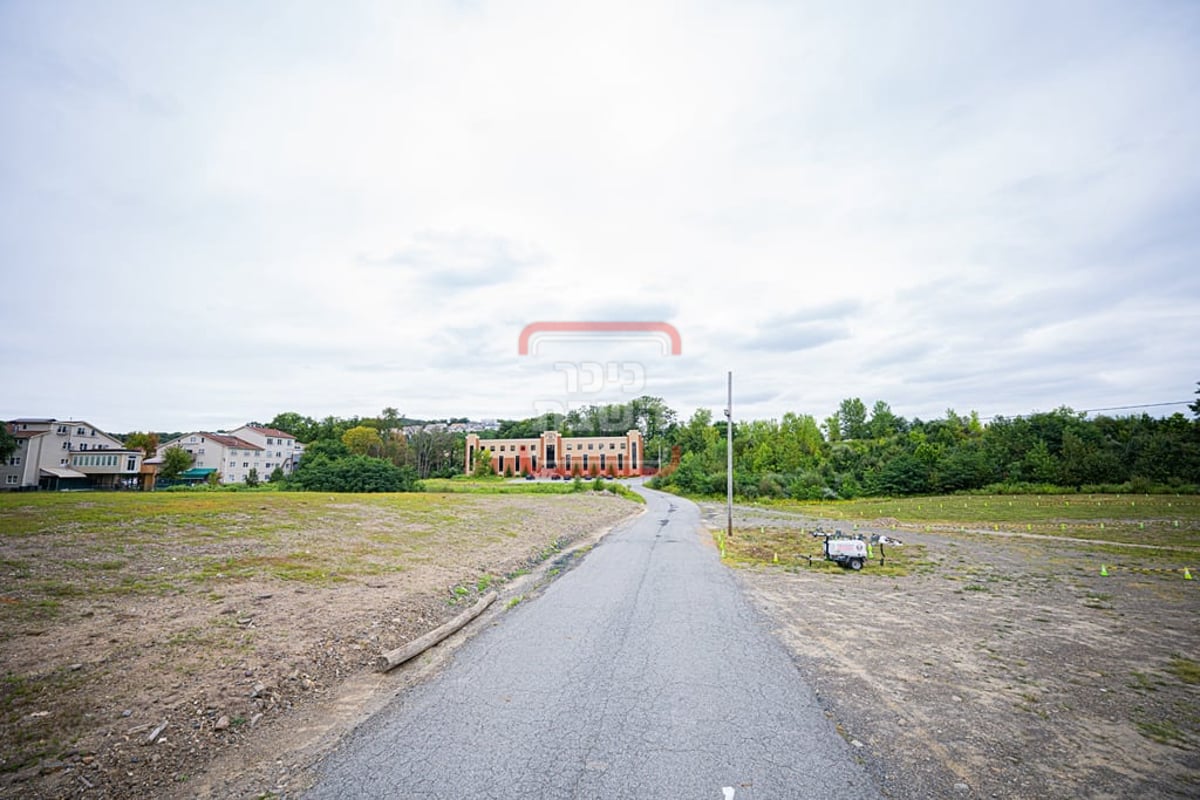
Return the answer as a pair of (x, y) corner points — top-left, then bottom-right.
(1078, 401), (1192, 415)
(980, 400), (1192, 421)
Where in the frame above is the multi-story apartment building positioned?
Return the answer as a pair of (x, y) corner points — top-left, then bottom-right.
(2, 418), (144, 490)
(465, 430), (644, 478)
(157, 432), (266, 485)
(226, 425), (305, 475)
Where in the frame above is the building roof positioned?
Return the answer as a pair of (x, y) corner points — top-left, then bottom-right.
(205, 433), (262, 450)
(40, 467), (88, 479)
(240, 425), (296, 440)
(10, 417), (56, 423)
(6, 424), (46, 439)
(162, 432), (263, 451)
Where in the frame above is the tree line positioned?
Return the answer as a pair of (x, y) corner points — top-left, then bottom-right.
(651, 391), (1200, 499)
(90, 383), (1199, 496)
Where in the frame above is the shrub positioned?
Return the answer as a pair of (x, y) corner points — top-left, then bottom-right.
(290, 455), (421, 493)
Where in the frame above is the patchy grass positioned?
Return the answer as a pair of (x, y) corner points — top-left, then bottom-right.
(720, 525), (931, 576)
(1136, 718), (1190, 747)
(0, 491), (632, 619)
(0, 490), (640, 789)
(753, 494), (1200, 549)
(1167, 656), (1200, 686)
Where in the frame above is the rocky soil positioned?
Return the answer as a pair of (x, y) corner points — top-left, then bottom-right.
(1, 492), (639, 799)
(701, 502), (1200, 800)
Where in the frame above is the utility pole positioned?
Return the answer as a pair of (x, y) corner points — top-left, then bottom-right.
(725, 371), (733, 541)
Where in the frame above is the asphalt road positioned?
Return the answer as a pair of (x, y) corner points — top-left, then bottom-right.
(304, 486), (881, 799)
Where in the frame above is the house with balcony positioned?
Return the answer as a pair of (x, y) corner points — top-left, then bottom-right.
(226, 425), (305, 475)
(156, 432), (266, 485)
(2, 418), (144, 490)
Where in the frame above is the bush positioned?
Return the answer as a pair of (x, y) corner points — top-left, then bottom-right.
(757, 475), (787, 499)
(289, 455), (421, 493)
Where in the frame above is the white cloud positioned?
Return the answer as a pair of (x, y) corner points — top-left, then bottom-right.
(1, 0), (1197, 432)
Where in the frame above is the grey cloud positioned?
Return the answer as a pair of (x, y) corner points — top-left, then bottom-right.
(736, 300), (862, 353)
(741, 320), (851, 354)
(361, 230), (544, 289)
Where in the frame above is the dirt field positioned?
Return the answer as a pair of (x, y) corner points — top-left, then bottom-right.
(700, 499), (1200, 799)
(0, 490), (640, 799)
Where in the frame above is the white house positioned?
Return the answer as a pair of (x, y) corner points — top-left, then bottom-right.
(226, 425), (305, 475)
(157, 432), (264, 485)
(2, 418), (144, 490)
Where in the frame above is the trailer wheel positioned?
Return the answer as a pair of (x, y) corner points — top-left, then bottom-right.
(849, 558), (863, 571)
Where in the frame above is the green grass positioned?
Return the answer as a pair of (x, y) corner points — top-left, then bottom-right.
(1168, 656), (1200, 685)
(422, 476), (645, 503)
(747, 494), (1200, 549)
(1135, 718), (1189, 747)
(422, 477), (576, 494)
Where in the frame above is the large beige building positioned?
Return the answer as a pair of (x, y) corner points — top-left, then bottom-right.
(2, 418), (144, 490)
(157, 432), (258, 484)
(156, 426), (304, 485)
(465, 430), (644, 478)
(227, 425), (305, 475)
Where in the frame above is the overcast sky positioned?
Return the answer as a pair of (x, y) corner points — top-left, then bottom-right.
(2, 0), (1197, 433)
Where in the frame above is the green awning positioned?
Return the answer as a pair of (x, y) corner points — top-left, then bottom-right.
(179, 467), (217, 479)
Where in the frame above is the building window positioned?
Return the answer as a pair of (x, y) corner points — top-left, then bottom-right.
(618, 454), (624, 471)
(588, 443), (594, 450)
(243, 462), (249, 468)
(60, 458), (68, 466)
(62, 441), (70, 450)
(267, 438), (274, 445)
(126, 456), (137, 471)
(7, 457), (19, 466)
(198, 448), (205, 454)
(76, 427), (85, 435)
(620, 443), (626, 449)
(600, 454), (606, 470)
(79, 443), (88, 451)
(5, 475), (16, 485)
(582, 454), (589, 470)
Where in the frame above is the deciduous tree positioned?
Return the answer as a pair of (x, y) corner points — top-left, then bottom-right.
(124, 431), (159, 458)
(342, 425), (383, 457)
(160, 447), (193, 481)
